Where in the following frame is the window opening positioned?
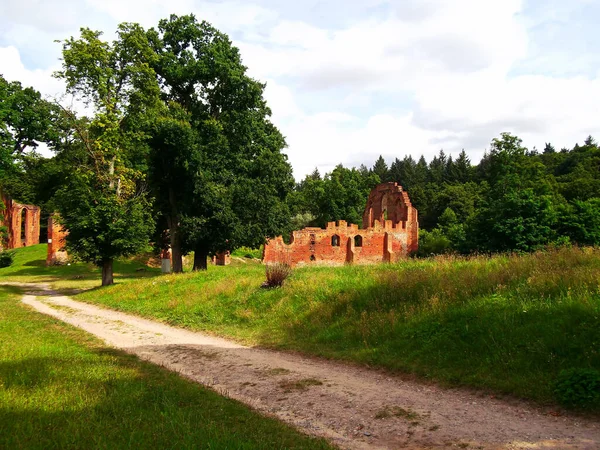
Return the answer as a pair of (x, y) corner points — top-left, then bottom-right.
(354, 235), (363, 247)
(331, 235), (340, 247)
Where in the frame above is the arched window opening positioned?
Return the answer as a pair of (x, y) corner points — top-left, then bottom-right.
(331, 234), (340, 247)
(310, 255), (316, 261)
(20, 208), (27, 247)
(354, 235), (363, 247)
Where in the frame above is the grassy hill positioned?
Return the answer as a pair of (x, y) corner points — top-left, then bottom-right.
(3, 244), (600, 409)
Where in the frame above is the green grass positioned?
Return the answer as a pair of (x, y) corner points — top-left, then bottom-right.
(0, 284), (332, 449)
(0, 244), (160, 292)
(4, 244), (600, 409)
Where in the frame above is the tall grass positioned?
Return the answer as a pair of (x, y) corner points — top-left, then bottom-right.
(77, 247), (600, 407)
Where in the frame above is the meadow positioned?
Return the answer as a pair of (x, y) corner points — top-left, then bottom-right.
(0, 253), (331, 449)
(2, 244), (600, 409)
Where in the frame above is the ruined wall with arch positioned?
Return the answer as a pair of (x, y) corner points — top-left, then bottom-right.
(0, 192), (40, 250)
(263, 183), (419, 267)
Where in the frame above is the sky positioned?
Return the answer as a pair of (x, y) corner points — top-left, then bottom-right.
(1, 0), (599, 179)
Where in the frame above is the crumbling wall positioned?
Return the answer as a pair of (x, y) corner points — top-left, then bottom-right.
(264, 183), (419, 267)
(212, 251), (231, 266)
(46, 214), (68, 265)
(362, 182), (418, 253)
(1, 192), (41, 250)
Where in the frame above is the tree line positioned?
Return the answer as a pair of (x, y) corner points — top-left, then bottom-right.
(290, 134), (600, 256)
(2, 15), (599, 286)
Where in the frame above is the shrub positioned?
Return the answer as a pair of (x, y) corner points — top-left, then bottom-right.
(0, 250), (15, 268)
(264, 262), (292, 288)
(417, 229), (451, 257)
(553, 368), (600, 409)
(232, 246), (263, 259)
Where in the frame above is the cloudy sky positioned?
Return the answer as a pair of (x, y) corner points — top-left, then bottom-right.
(1, 0), (599, 179)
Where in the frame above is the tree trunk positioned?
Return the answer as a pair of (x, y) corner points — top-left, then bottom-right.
(193, 248), (208, 271)
(102, 259), (114, 286)
(167, 188), (183, 273)
(171, 240), (183, 273)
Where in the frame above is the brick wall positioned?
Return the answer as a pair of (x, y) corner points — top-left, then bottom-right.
(47, 214), (68, 265)
(264, 183), (419, 267)
(0, 192), (41, 250)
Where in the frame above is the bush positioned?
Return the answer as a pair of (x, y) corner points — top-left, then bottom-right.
(0, 250), (15, 268)
(264, 262), (292, 288)
(553, 368), (600, 409)
(232, 246), (263, 259)
(417, 229), (451, 257)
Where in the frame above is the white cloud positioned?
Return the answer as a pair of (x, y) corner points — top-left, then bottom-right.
(1, 0), (599, 180)
(0, 46), (63, 96)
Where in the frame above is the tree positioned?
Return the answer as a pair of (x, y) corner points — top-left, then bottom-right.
(0, 75), (60, 198)
(452, 150), (472, 184)
(371, 155), (388, 182)
(147, 15), (294, 271)
(54, 24), (161, 285)
(558, 198), (600, 246)
(469, 133), (559, 252)
(428, 149), (447, 183)
(147, 104), (199, 273)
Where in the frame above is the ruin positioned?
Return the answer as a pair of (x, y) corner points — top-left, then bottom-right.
(0, 192), (41, 250)
(212, 251), (231, 266)
(47, 214), (69, 265)
(263, 182), (418, 266)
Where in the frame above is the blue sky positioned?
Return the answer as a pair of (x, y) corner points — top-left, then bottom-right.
(1, 0), (599, 179)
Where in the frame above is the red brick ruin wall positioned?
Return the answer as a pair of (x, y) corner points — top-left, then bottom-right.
(264, 183), (419, 267)
(362, 182), (418, 254)
(47, 215), (69, 265)
(0, 193), (40, 250)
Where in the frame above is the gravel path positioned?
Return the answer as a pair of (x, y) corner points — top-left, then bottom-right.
(13, 283), (600, 449)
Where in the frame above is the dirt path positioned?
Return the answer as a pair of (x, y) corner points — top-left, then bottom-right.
(12, 283), (600, 449)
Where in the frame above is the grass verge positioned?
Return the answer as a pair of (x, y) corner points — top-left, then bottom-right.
(4, 244), (600, 409)
(0, 284), (332, 449)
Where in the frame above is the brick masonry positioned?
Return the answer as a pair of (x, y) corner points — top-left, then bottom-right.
(263, 182), (419, 266)
(212, 251), (231, 266)
(47, 214), (68, 265)
(1, 192), (41, 250)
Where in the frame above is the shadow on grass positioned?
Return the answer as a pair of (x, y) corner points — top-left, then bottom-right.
(254, 273), (600, 408)
(0, 351), (331, 450)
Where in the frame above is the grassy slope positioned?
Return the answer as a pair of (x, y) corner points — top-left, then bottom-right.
(0, 244), (160, 292)
(0, 282), (331, 449)
(3, 244), (600, 407)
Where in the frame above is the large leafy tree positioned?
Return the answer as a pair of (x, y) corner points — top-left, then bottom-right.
(469, 133), (560, 252)
(0, 75), (60, 196)
(54, 24), (161, 285)
(147, 15), (294, 271)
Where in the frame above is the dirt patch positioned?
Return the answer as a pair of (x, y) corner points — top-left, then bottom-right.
(11, 283), (600, 450)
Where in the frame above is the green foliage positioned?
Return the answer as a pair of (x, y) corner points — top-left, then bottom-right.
(147, 15), (294, 270)
(288, 132), (600, 256)
(417, 229), (451, 256)
(558, 198), (600, 245)
(54, 23), (161, 284)
(0, 250), (15, 268)
(231, 246), (263, 259)
(0, 75), (60, 199)
(553, 368), (600, 409)
(293, 165), (379, 227)
(55, 180), (154, 266)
